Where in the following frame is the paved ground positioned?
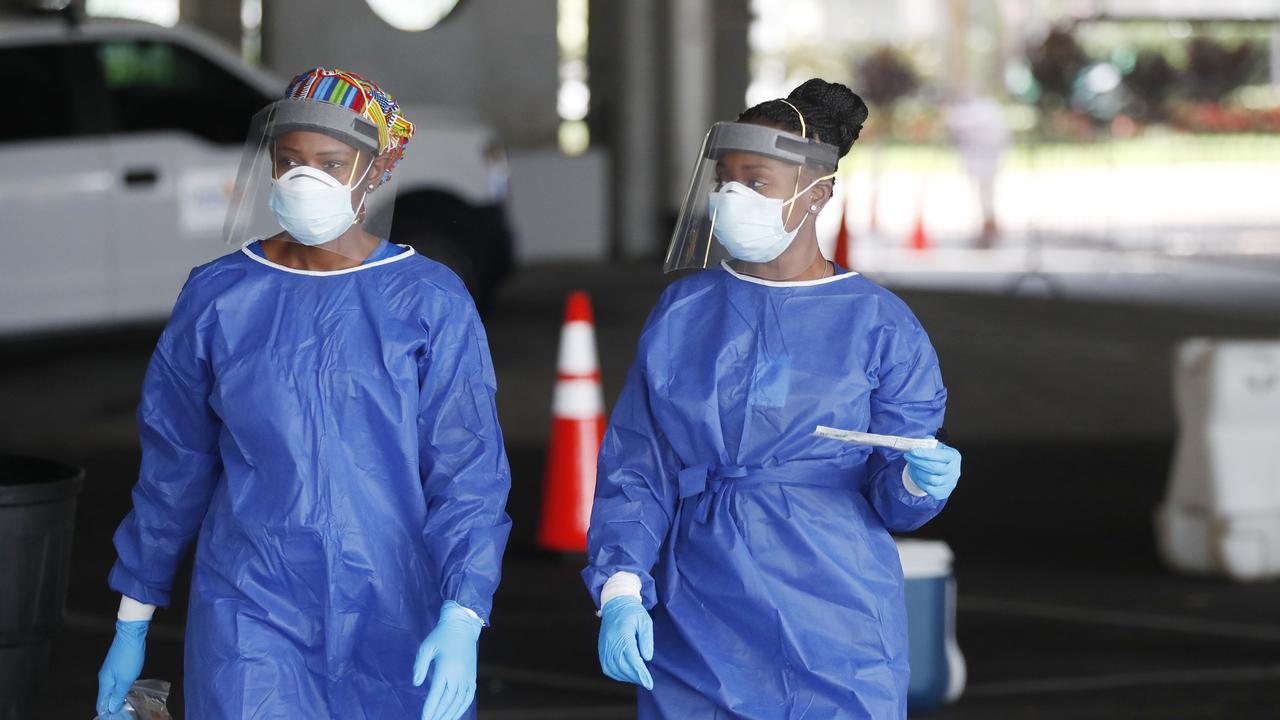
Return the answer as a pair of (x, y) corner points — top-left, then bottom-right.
(4, 260), (1280, 718)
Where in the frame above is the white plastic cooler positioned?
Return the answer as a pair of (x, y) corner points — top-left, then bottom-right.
(896, 538), (965, 713)
(1157, 339), (1280, 581)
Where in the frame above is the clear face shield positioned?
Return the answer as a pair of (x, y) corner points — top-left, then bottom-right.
(223, 98), (401, 260)
(665, 121), (839, 281)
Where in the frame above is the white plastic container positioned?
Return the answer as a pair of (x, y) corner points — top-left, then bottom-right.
(1157, 339), (1280, 581)
(896, 538), (965, 713)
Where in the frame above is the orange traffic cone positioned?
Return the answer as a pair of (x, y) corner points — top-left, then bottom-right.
(909, 206), (930, 252)
(537, 291), (606, 553)
(832, 194), (852, 268)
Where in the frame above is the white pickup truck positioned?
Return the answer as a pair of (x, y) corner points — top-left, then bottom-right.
(0, 14), (514, 336)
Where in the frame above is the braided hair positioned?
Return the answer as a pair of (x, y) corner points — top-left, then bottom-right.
(738, 79), (869, 160)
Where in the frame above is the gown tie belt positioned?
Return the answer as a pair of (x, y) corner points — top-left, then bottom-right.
(677, 460), (852, 523)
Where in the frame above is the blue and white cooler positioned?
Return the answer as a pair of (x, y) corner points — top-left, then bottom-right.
(896, 538), (965, 713)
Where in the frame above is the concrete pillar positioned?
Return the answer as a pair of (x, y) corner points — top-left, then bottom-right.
(668, 0), (713, 208)
(663, 0), (749, 208)
(181, 0), (242, 53)
(588, 0), (660, 260)
(586, 0), (748, 261)
(711, 0), (751, 123)
(1271, 22), (1280, 87)
(617, 0), (662, 260)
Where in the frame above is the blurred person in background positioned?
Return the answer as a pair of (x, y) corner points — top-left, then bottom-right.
(583, 79), (963, 718)
(945, 92), (1011, 248)
(95, 67), (511, 720)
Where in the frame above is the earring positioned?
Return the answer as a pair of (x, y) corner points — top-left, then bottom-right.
(367, 184), (376, 191)
(810, 205), (819, 212)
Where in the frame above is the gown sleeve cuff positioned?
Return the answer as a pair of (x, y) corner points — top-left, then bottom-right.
(902, 466), (929, 497)
(597, 571), (643, 617)
(108, 562), (172, 608)
(117, 595), (157, 622)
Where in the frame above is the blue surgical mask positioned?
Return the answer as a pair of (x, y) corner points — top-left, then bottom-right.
(707, 176), (829, 263)
(267, 160), (372, 246)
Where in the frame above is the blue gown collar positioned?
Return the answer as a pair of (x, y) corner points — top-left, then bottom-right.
(720, 260), (859, 287)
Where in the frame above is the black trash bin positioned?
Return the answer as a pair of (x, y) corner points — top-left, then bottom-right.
(0, 454), (84, 720)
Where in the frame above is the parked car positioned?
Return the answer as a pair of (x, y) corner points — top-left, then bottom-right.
(0, 14), (513, 335)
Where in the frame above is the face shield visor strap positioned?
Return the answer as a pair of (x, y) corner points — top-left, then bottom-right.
(224, 101), (400, 259)
(712, 110), (835, 246)
(705, 205), (718, 268)
(777, 99), (808, 227)
(269, 142), (373, 186)
(270, 144), (378, 229)
(708, 117), (838, 228)
(348, 155), (377, 225)
(664, 121), (839, 275)
(705, 122), (838, 169)
(784, 166), (802, 226)
(781, 170), (838, 228)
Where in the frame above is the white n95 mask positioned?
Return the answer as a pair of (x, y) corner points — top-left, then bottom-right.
(267, 161), (372, 246)
(707, 177), (828, 264)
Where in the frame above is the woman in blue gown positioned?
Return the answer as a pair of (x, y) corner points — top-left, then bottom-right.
(95, 68), (510, 720)
(584, 79), (963, 719)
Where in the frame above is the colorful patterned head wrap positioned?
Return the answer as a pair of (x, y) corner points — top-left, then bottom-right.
(284, 67), (416, 181)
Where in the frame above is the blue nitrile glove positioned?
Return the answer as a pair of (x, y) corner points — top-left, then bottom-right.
(905, 443), (963, 500)
(413, 601), (483, 720)
(96, 619), (149, 715)
(598, 596), (654, 690)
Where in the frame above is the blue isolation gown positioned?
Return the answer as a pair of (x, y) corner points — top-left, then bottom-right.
(583, 262), (948, 719)
(109, 242), (512, 719)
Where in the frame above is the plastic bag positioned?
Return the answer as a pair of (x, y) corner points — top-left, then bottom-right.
(91, 679), (172, 720)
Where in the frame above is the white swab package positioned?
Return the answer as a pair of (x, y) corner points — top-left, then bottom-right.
(813, 426), (938, 451)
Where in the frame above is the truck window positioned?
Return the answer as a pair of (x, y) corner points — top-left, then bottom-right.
(0, 45), (75, 142)
(94, 39), (266, 145)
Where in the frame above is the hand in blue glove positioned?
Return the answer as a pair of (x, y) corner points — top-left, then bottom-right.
(413, 601), (483, 720)
(96, 620), (149, 715)
(905, 443), (962, 500)
(598, 596), (654, 690)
